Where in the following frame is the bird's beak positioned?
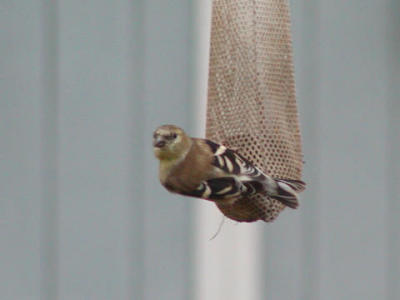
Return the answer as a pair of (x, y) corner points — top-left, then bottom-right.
(153, 136), (166, 148)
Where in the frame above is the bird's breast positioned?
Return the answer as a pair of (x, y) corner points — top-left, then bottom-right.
(159, 159), (176, 185)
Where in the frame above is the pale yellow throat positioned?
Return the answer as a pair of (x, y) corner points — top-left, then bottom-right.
(158, 158), (179, 184)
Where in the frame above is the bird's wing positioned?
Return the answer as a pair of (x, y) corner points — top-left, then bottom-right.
(190, 139), (304, 209)
(191, 177), (244, 200)
(178, 139), (265, 202)
(204, 140), (264, 178)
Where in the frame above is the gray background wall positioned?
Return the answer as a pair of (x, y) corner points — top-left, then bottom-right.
(0, 0), (399, 300)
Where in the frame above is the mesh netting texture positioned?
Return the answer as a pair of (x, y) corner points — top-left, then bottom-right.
(206, 0), (303, 222)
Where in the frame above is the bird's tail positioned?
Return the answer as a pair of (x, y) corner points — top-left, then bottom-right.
(272, 179), (306, 209)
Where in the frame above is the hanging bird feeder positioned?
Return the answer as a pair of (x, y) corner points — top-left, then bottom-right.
(206, 0), (304, 222)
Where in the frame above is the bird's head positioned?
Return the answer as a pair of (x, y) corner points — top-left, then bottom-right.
(153, 124), (191, 160)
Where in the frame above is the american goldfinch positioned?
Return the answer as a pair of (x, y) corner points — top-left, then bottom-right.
(153, 124), (306, 222)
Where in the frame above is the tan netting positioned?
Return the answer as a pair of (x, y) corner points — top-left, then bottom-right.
(206, 0), (303, 222)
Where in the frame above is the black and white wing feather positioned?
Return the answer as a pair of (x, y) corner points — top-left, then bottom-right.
(205, 140), (264, 179)
(191, 140), (265, 199)
(202, 140), (305, 209)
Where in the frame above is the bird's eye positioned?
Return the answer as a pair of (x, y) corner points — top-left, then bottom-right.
(165, 133), (177, 140)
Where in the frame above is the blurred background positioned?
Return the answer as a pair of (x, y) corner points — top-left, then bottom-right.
(1, 0), (399, 299)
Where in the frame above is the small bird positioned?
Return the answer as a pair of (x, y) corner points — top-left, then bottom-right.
(153, 124), (305, 222)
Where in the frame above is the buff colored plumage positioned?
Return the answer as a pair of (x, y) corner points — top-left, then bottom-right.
(153, 124), (305, 222)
